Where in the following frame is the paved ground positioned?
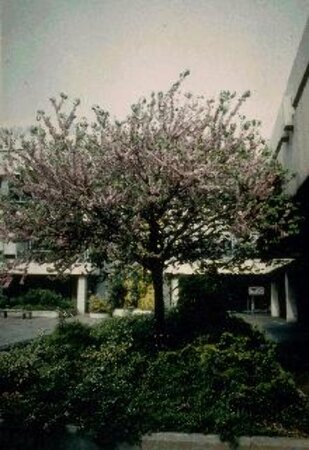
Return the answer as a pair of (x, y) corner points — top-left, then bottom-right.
(0, 315), (100, 349)
(237, 313), (309, 394)
(1, 312), (309, 349)
(236, 312), (309, 344)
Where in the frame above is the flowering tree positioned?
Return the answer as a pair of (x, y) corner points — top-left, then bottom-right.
(0, 72), (297, 329)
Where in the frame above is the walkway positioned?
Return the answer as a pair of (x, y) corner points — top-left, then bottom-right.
(2, 312), (309, 349)
(237, 312), (309, 396)
(0, 315), (99, 350)
(236, 312), (309, 344)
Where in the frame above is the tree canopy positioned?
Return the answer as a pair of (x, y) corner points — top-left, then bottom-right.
(0, 72), (297, 327)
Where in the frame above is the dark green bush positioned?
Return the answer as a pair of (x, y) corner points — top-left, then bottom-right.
(1, 313), (308, 449)
(174, 275), (229, 338)
(90, 314), (155, 353)
(69, 342), (147, 446)
(197, 333), (308, 440)
(134, 344), (204, 434)
(133, 333), (309, 441)
(0, 342), (73, 432)
(44, 321), (96, 359)
(0, 322), (97, 433)
(9, 288), (74, 311)
(107, 271), (128, 309)
(164, 305), (262, 351)
(178, 274), (227, 317)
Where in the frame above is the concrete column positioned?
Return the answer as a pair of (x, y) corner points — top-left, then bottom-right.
(250, 296), (255, 314)
(163, 276), (171, 309)
(270, 281), (280, 318)
(285, 272), (298, 322)
(77, 275), (87, 315)
(170, 277), (179, 307)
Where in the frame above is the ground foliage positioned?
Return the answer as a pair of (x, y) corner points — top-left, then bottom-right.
(0, 288), (73, 311)
(0, 310), (308, 448)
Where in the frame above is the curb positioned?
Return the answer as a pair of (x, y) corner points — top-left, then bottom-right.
(142, 433), (309, 449)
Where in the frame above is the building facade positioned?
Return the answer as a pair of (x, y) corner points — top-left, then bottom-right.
(166, 19), (309, 322)
(269, 18), (309, 323)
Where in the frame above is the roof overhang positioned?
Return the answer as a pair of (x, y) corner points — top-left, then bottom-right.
(4, 262), (99, 276)
(165, 258), (294, 276)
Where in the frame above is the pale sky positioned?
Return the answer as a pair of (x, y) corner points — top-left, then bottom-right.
(1, 0), (309, 138)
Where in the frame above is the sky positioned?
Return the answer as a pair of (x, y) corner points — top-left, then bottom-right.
(1, 0), (309, 139)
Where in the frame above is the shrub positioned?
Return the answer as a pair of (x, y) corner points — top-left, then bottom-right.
(0, 341), (73, 432)
(0, 312), (308, 449)
(107, 265), (154, 310)
(196, 333), (307, 440)
(9, 288), (74, 311)
(124, 266), (154, 309)
(178, 274), (228, 322)
(134, 334), (309, 441)
(42, 321), (96, 361)
(123, 265), (144, 308)
(134, 344), (204, 434)
(107, 271), (128, 309)
(0, 322), (95, 431)
(137, 283), (154, 311)
(69, 342), (148, 446)
(88, 294), (112, 313)
(90, 314), (156, 354)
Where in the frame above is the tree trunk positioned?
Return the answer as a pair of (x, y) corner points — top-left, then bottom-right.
(151, 264), (165, 333)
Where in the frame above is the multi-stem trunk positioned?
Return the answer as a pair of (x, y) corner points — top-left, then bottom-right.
(151, 263), (165, 334)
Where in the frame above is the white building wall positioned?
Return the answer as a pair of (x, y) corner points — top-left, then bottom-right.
(270, 280), (280, 318)
(270, 19), (309, 323)
(285, 272), (298, 322)
(77, 275), (87, 314)
(270, 19), (309, 195)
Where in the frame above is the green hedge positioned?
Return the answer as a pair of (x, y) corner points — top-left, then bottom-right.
(0, 288), (74, 311)
(0, 314), (308, 448)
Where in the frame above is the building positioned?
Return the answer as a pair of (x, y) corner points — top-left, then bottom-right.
(165, 19), (309, 322)
(269, 17), (309, 323)
(0, 157), (92, 314)
(270, 18), (309, 198)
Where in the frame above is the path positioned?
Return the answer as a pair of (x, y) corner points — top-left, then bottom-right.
(236, 312), (309, 343)
(0, 315), (99, 349)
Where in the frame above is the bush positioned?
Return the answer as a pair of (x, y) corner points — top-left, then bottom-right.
(178, 274), (228, 322)
(0, 321), (95, 432)
(88, 294), (112, 313)
(133, 334), (309, 440)
(8, 288), (74, 311)
(107, 271), (128, 309)
(45, 320), (96, 356)
(107, 265), (154, 310)
(69, 342), (147, 446)
(137, 283), (154, 311)
(90, 314), (156, 354)
(0, 312), (308, 449)
(124, 266), (154, 309)
(0, 341), (73, 432)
